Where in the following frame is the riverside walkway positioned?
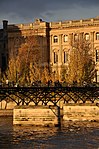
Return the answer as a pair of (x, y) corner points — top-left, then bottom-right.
(0, 86), (99, 106)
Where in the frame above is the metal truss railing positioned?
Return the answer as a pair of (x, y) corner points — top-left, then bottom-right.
(0, 87), (99, 106)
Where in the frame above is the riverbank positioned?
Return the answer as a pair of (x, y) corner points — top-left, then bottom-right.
(0, 109), (13, 116)
(0, 109), (99, 130)
(62, 121), (99, 128)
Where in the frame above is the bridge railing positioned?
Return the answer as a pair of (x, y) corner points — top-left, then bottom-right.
(0, 86), (99, 106)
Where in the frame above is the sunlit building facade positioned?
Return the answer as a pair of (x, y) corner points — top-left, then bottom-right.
(0, 17), (99, 82)
(49, 18), (99, 82)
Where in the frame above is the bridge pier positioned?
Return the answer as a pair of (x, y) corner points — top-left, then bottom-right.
(63, 103), (99, 122)
(0, 86), (98, 125)
(13, 105), (61, 127)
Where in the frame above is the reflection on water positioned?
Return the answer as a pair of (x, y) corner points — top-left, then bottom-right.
(0, 117), (99, 149)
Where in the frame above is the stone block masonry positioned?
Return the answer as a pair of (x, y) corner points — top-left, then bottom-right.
(13, 105), (60, 126)
(63, 103), (99, 122)
(0, 109), (13, 116)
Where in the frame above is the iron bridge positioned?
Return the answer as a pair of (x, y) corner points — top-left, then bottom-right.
(0, 87), (99, 106)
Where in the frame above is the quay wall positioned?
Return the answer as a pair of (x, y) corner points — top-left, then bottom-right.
(63, 103), (99, 122)
(0, 101), (99, 124)
(0, 101), (16, 110)
(13, 105), (60, 126)
(0, 109), (13, 116)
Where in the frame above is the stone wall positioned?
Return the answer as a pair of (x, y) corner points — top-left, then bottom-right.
(63, 103), (99, 122)
(0, 109), (13, 116)
(1, 102), (99, 124)
(0, 101), (15, 109)
(13, 105), (60, 126)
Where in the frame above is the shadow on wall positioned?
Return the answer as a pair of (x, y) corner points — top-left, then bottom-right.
(0, 20), (23, 72)
(0, 21), (50, 73)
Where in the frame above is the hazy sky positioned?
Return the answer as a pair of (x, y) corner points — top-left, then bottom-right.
(0, 0), (99, 27)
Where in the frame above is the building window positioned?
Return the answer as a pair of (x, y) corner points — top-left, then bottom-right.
(54, 52), (58, 63)
(53, 36), (58, 43)
(96, 49), (99, 62)
(85, 33), (90, 40)
(96, 71), (99, 82)
(64, 35), (68, 42)
(64, 51), (68, 63)
(74, 34), (79, 41)
(96, 32), (99, 40)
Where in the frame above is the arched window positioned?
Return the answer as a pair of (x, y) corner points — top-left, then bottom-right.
(53, 35), (58, 43)
(64, 51), (68, 63)
(85, 33), (90, 40)
(63, 35), (68, 42)
(54, 52), (58, 63)
(96, 32), (99, 40)
(96, 71), (99, 82)
(96, 49), (99, 62)
(74, 34), (79, 41)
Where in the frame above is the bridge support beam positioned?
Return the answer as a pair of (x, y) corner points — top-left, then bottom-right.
(13, 105), (60, 127)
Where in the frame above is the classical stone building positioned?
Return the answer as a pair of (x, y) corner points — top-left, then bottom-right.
(49, 18), (99, 82)
(0, 19), (50, 72)
(0, 17), (99, 82)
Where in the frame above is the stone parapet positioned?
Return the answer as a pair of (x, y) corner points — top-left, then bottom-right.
(50, 18), (99, 29)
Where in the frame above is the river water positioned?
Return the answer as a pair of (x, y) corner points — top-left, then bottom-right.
(0, 117), (99, 149)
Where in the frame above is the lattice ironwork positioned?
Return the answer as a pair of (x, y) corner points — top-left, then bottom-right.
(0, 87), (99, 106)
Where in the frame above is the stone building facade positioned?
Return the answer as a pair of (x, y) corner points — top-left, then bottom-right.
(49, 18), (99, 82)
(7, 18), (50, 67)
(0, 17), (99, 82)
(0, 19), (50, 72)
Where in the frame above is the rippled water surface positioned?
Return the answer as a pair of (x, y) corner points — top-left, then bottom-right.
(0, 117), (99, 149)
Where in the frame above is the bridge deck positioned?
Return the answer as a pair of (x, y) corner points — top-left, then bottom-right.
(0, 87), (99, 106)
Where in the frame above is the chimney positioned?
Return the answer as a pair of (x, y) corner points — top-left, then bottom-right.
(3, 20), (8, 30)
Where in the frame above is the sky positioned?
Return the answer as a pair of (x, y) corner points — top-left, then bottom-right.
(0, 0), (99, 28)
